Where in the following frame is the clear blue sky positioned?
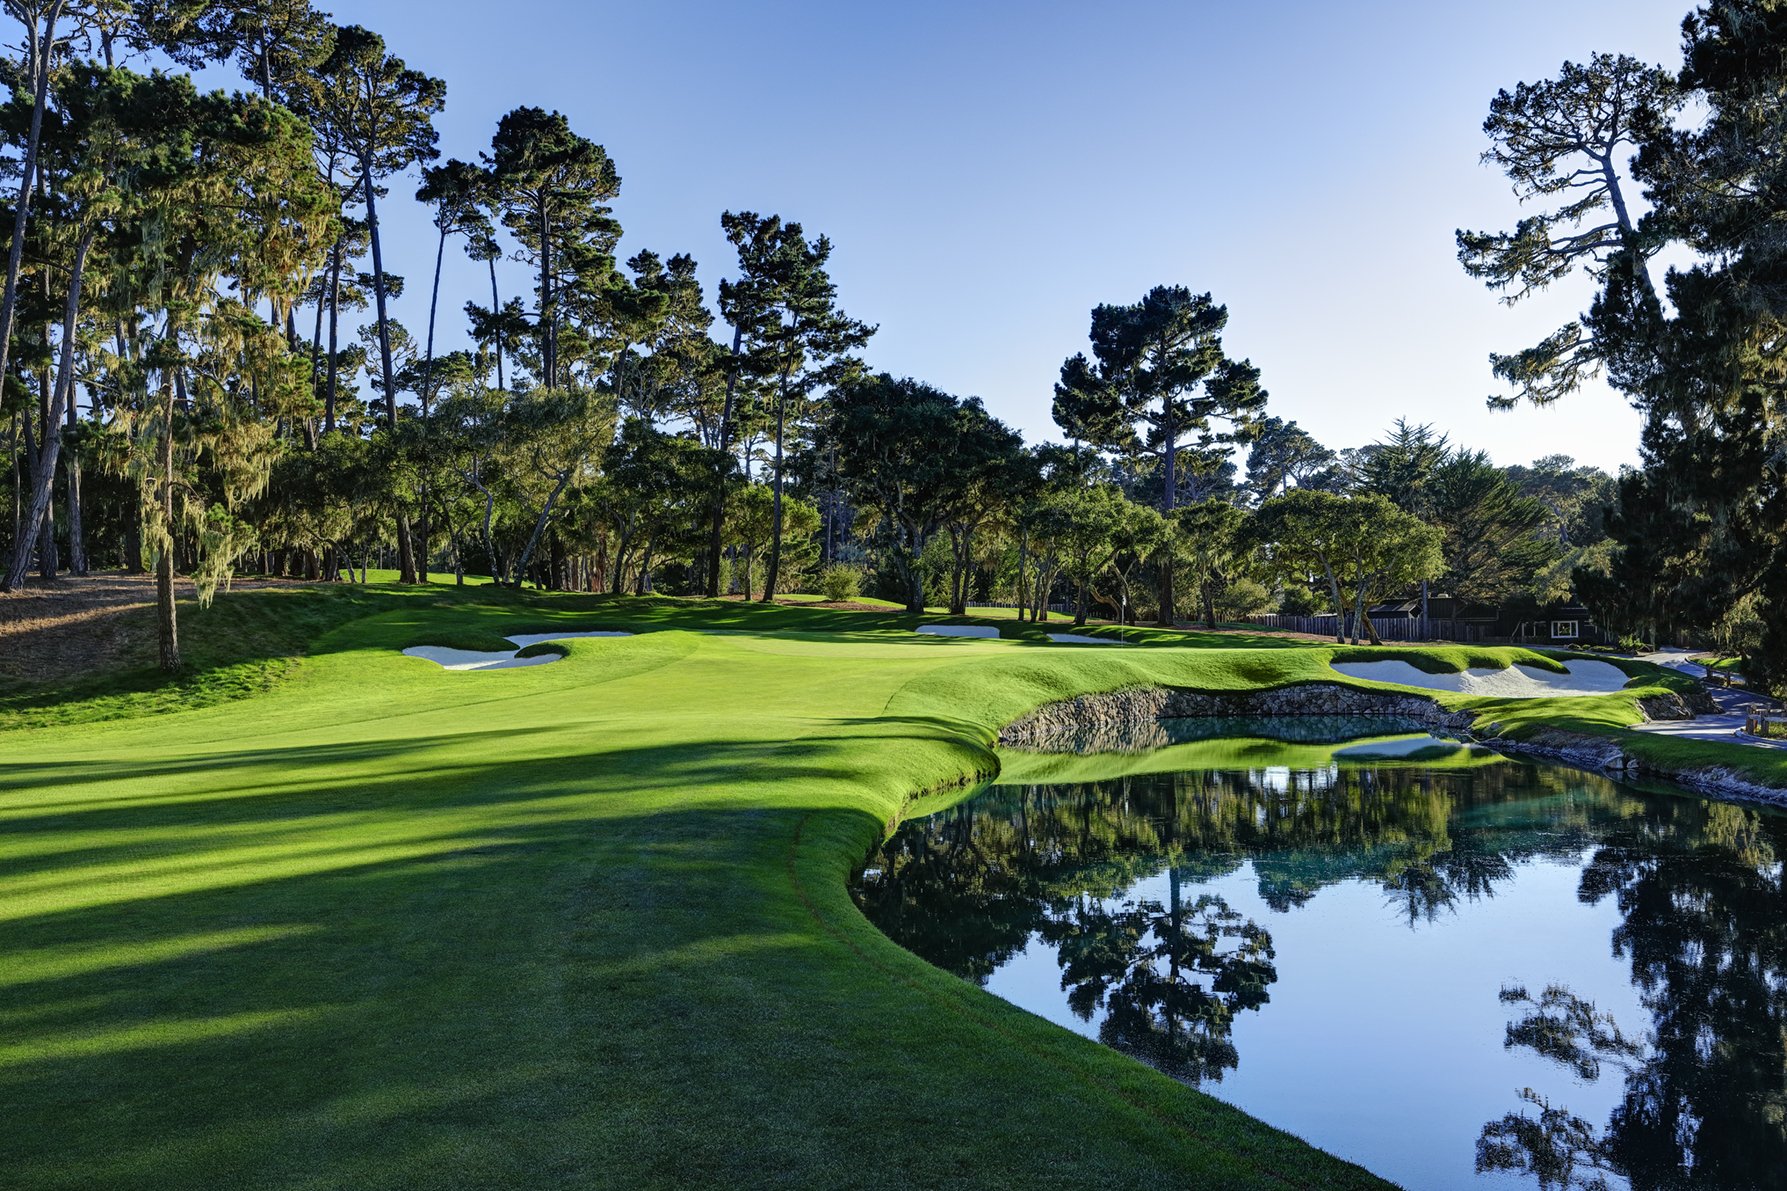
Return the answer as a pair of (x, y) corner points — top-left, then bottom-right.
(337, 0), (1691, 473)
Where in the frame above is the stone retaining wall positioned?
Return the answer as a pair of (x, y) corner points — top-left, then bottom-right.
(997, 679), (1787, 805)
(998, 683), (1476, 753)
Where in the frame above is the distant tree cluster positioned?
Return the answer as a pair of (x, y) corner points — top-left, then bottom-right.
(1461, 1), (1787, 688)
(0, 0), (1637, 670)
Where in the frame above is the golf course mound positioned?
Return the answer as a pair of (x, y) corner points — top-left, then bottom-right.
(1046, 633), (1128, 645)
(403, 630), (632, 671)
(916, 624), (1000, 638)
(1330, 657), (1630, 698)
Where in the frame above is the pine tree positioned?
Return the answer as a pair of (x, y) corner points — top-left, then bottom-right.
(1053, 286), (1264, 624)
(305, 23), (443, 583)
(715, 212), (872, 602)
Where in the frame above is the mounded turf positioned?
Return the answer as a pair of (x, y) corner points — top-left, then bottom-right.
(0, 585), (1752, 1189)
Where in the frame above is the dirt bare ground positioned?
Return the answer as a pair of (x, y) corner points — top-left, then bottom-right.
(0, 571), (282, 685)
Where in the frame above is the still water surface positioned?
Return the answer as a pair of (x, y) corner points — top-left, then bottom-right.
(851, 727), (1787, 1190)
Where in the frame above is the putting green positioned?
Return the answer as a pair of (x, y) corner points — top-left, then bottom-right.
(0, 589), (1689, 1189)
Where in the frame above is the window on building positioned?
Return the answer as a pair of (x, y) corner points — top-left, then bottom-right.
(1551, 620), (1580, 640)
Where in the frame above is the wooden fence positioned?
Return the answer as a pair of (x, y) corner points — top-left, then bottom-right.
(1243, 614), (1487, 642)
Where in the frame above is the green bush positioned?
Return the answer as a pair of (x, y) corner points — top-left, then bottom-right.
(820, 565), (861, 603)
(1278, 584), (1326, 616)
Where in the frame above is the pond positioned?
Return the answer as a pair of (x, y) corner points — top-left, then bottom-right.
(850, 725), (1787, 1190)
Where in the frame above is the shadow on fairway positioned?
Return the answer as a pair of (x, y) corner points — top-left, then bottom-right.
(2, 727), (914, 1187)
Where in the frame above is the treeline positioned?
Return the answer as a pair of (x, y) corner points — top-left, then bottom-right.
(1456, 3), (1786, 683)
(2, 2), (1757, 681)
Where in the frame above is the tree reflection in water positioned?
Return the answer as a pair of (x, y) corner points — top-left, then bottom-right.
(1478, 798), (1787, 1190)
(854, 756), (1787, 1185)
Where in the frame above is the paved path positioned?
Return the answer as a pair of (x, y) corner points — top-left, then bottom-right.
(1630, 712), (1787, 750)
(1626, 649), (1787, 749)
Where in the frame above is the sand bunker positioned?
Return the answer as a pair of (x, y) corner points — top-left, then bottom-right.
(403, 630), (632, 671)
(1330, 658), (1630, 698)
(916, 625), (1001, 639)
(1046, 633), (1129, 645)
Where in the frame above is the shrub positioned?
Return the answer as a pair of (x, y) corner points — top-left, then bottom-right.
(820, 565), (861, 604)
(1279, 584), (1326, 616)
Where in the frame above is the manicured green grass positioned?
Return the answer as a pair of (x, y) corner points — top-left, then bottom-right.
(2, 586), (1772, 1189)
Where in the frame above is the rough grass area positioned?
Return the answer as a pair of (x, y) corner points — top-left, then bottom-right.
(3, 583), (1774, 1189)
(0, 580), (410, 729)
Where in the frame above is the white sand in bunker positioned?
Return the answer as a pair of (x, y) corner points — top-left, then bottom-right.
(1329, 658), (1631, 698)
(1046, 633), (1130, 645)
(916, 625), (1001, 639)
(403, 631), (632, 671)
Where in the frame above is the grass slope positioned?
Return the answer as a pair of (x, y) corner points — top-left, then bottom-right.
(0, 585), (1767, 1189)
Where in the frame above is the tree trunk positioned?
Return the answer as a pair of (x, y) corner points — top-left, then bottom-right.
(1324, 564), (1346, 644)
(424, 225), (445, 401)
(488, 253), (504, 390)
(156, 370), (180, 671)
(1156, 545), (1176, 628)
(34, 498), (54, 580)
(4, 230), (91, 591)
(65, 371), (83, 576)
(903, 534), (925, 615)
(537, 197), (554, 388)
(0, 10), (58, 420)
(1359, 582), (1383, 645)
(1016, 535), (1029, 622)
(510, 469), (573, 587)
(323, 235), (343, 433)
(761, 375), (788, 602)
(949, 528), (971, 616)
(548, 530), (565, 593)
(1157, 397), (1178, 626)
(612, 530), (631, 593)
(124, 494), (143, 574)
(415, 224), (448, 582)
(8, 411), (20, 559)
(363, 160), (417, 584)
(706, 323), (744, 597)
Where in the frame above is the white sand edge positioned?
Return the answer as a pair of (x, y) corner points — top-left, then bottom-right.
(1329, 658), (1629, 698)
(401, 645), (561, 672)
(404, 630), (634, 671)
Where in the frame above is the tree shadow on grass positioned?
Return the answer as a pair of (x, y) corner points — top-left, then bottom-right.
(0, 709), (1395, 1191)
(2, 717), (938, 1185)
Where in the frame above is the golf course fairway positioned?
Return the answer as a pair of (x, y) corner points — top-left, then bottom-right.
(0, 586), (1704, 1189)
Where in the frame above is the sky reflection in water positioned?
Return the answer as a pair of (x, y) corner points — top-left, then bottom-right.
(852, 733), (1787, 1191)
